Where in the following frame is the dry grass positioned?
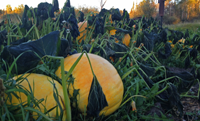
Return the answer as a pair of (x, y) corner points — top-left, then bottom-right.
(0, 13), (21, 23)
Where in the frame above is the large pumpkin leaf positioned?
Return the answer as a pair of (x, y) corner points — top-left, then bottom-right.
(158, 43), (172, 59)
(139, 63), (156, 77)
(166, 68), (195, 94)
(138, 69), (154, 88)
(0, 29), (7, 46)
(113, 43), (128, 57)
(1, 31), (60, 74)
(60, 6), (79, 39)
(52, 0), (59, 11)
(37, 2), (54, 20)
(87, 75), (108, 117)
(111, 8), (122, 21)
(78, 11), (84, 22)
(158, 83), (183, 117)
(10, 37), (29, 45)
(57, 38), (72, 58)
(93, 16), (105, 38)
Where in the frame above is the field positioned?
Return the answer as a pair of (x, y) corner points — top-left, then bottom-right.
(164, 21), (200, 35)
(0, 0), (200, 121)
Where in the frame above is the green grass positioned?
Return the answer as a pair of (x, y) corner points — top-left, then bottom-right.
(164, 21), (200, 34)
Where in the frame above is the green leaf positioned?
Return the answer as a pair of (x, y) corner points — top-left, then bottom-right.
(24, 107), (53, 121)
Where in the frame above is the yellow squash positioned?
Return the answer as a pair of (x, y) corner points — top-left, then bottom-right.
(6, 73), (66, 120)
(55, 53), (124, 116)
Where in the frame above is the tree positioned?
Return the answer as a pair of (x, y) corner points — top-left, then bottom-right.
(17, 4), (24, 13)
(6, 4), (12, 14)
(129, 2), (135, 18)
(129, 0), (157, 18)
(14, 7), (18, 13)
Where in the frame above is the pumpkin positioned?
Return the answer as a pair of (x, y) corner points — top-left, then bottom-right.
(77, 21), (88, 43)
(6, 73), (66, 120)
(55, 53), (124, 116)
(122, 34), (131, 46)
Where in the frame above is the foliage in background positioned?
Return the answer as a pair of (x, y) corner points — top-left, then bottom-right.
(129, 0), (157, 19)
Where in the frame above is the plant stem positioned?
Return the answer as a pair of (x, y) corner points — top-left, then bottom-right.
(119, 95), (146, 108)
(154, 83), (169, 96)
(46, 56), (72, 121)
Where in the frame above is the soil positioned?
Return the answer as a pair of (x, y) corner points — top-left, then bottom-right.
(181, 83), (200, 121)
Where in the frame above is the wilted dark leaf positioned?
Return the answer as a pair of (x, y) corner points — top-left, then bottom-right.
(93, 16), (105, 38)
(0, 30), (7, 46)
(78, 11), (84, 22)
(87, 75), (108, 117)
(166, 68), (195, 94)
(139, 63), (156, 77)
(104, 45), (115, 57)
(1, 31), (60, 74)
(158, 29), (167, 43)
(37, 2), (54, 20)
(61, 7), (80, 39)
(113, 43), (128, 57)
(185, 56), (190, 69)
(191, 34), (200, 44)
(138, 70), (154, 88)
(0, 20), (4, 27)
(57, 38), (71, 58)
(64, 0), (71, 7)
(158, 43), (172, 59)
(190, 48), (197, 59)
(111, 8), (122, 21)
(10, 37), (28, 45)
(167, 84), (183, 117)
(122, 9), (129, 22)
(184, 29), (189, 39)
(52, 0), (59, 11)
(158, 83), (183, 117)
(142, 31), (156, 51)
(99, 8), (110, 17)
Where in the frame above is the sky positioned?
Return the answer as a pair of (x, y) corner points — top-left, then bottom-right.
(0, 0), (142, 13)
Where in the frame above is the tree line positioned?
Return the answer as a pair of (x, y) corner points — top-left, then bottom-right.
(129, 0), (200, 24)
(0, 4), (24, 15)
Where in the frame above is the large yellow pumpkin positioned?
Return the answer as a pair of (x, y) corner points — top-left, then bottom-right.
(55, 53), (124, 116)
(6, 73), (66, 120)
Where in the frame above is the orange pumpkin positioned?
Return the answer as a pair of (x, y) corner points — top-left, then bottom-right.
(55, 53), (124, 116)
(77, 21), (88, 43)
